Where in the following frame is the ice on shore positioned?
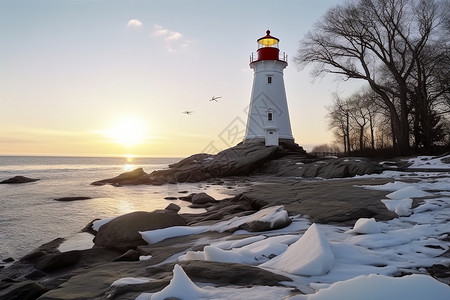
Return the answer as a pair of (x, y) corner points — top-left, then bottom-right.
(347, 218), (381, 234)
(386, 186), (431, 199)
(140, 205), (290, 245)
(260, 223), (334, 276)
(136, 264), (294, 300)
(381, 198), (413, 216)
(291, 274), (450, 300)
(149, 264), (208, 300)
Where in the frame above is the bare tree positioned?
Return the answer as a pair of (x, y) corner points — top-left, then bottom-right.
(296, 0), (448, 155)
(327, 95), (351, 154)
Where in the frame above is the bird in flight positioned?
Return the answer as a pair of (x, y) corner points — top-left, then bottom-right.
(209, 96), (222, 102)
(182, 111), (194, 115)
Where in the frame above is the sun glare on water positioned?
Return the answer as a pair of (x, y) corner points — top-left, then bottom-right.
(107, 117), (149, 147)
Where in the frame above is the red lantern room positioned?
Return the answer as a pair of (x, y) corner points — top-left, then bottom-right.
(250, 30), (287, 63)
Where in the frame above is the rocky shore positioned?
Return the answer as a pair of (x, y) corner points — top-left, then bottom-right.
(1, 145), (449, 299)
(91, 142), (383, 187)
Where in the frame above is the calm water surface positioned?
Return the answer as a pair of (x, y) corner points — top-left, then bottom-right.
(0, 156), (232, 260)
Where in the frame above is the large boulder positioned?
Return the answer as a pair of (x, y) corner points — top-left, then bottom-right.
(94, 210), (187, 252)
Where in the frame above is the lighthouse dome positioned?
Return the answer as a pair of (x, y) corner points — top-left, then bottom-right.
(257, 30), (279, 48)
(251, 30), (286, 63)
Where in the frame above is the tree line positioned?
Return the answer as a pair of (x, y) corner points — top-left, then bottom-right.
(296, 0), (450, 155)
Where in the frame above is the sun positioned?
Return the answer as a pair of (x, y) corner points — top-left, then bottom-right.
(107, 117), (149, 147)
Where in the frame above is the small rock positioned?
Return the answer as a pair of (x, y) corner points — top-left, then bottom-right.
(191, 193), (216, 205)
(178, 193), (195, 202)
(165, 203), (181, 212)
(164, 196), (178, 200)
(0, 176), (40, 184)
(3, 257), (14, 263)
(54, 196), (92, 201)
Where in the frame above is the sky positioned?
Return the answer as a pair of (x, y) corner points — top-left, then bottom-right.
(0, 0), (362, 157)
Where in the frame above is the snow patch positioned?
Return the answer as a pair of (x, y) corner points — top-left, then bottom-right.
(348, 218), (381, 234)
(111, 277), (150, 287)
(292, 274), (450, 300)
(149, 264), (209, 300)
(386, 186), (431, 199)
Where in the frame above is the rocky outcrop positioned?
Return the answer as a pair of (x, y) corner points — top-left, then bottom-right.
(91, 142), (307, 186)
(259, 157), (382, 178)
(0, 176), (39, 184)
(93, 210), (187, 252)
(91, 168), (149, 186)
(91, 143), (386, 186)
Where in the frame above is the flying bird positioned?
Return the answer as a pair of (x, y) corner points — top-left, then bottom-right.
(182, 111), (194, 115)
(209, 96), (222, 102)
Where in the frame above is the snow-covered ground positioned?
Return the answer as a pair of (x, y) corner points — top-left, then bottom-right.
(106, 155), (450, 299)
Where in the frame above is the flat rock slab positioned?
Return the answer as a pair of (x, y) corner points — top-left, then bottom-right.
(243, 177), (397, 225)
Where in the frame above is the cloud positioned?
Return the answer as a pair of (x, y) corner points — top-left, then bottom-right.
(152, 25), (191, 52)
(127, 19), (143, 28)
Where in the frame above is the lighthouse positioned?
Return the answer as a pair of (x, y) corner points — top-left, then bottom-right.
(244, 30), (294, 146)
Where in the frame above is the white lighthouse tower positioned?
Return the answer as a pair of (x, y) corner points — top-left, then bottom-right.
(244, 30), (294, 146)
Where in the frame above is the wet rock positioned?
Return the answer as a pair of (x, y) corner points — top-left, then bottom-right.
(91, 167), (149, 186)
(0, 176), (40, 184)
(54, 196), (92, 201)
(191, 192), (216, 205)
(178, 193), (195, 202)
(164, 196), (178, 200)
(165, 203), (181, 212)
(2, 257), (14, 263)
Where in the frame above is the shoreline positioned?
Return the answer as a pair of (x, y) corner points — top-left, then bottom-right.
(1, 167), (449, 299)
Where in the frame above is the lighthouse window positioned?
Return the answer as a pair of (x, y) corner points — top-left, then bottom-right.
(267, 76), (272, 84)
(268, 112), (273, 121)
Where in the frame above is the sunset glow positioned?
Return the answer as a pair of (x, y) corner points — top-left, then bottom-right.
(106, 117), (149, 147)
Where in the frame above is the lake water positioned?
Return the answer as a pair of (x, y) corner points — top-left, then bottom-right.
(0, 156), (234, 260)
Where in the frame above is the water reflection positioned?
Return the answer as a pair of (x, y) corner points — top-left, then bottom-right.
(123, 164), (136, 172)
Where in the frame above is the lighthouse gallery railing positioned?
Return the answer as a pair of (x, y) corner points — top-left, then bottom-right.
(250, 52), (287, 63)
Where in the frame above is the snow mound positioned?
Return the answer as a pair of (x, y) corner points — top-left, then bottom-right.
(386, 186), (431, 199)
(261, 223), (334, 276)
(348, 218), (381, 234)
(150, 264), (209, 300)
(294, 274), (450, 300)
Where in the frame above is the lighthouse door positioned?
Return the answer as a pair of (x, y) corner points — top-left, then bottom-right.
(265, 129), (279, 146)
